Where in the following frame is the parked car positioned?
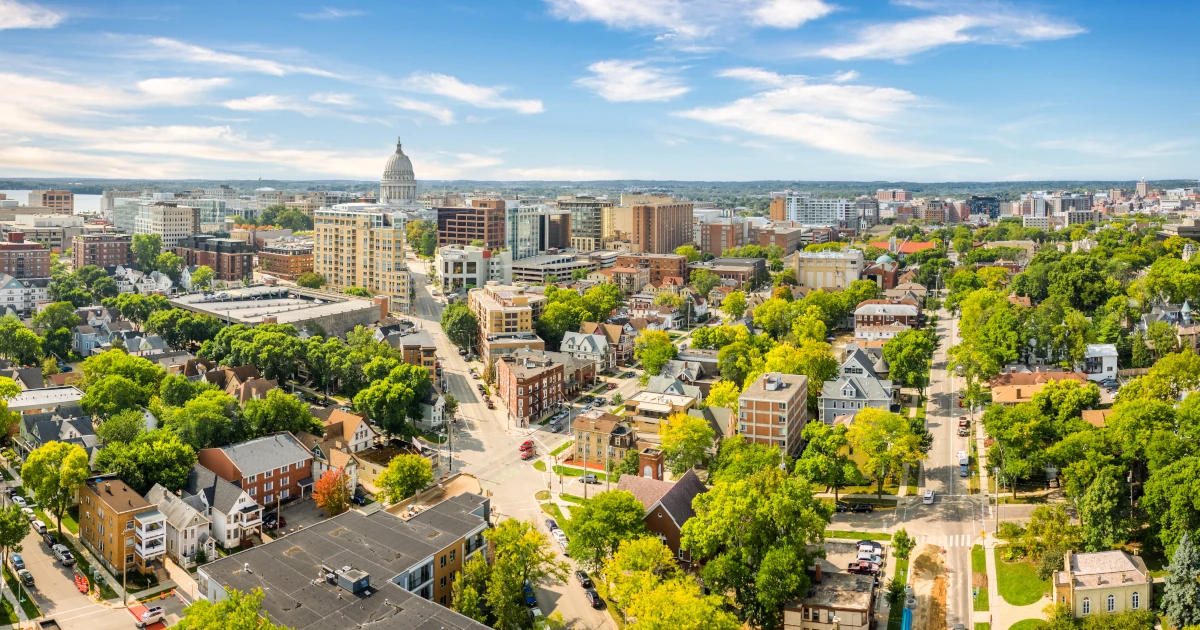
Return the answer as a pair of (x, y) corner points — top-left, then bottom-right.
(530, 608), (544, 624)
(9, 554), (23, 571)
(544, 518), (559, 532)
(834, 501), (852, 513)
(21, 508), (34, 521)
(486, 400), (494, 409)
(623, 372), (635, 378)
(42, 531), (57, 547)
(584, 588), (603, 609)
(264, 513), (287, 531)
(11, 496), (25, 507)
(51, 544), (74, 566)
(606, 383), (616, 390)
(521, 450), (536, 461)
(958, 426), (969, 437)
(923, 489), (936, 505)
(523, 580), (537, 606)
(30, 520), (45, 535)
(593, 397), (606, 406)
(857, 541), (883, 554)
(579, 474), (600, 484)
(575, 570), (593, 588)
(847, 503), (873, 513)
(16, 569), (32, 587)
(135, 606), (165, 629)
(351, 494), (367, 506)
(857, 552), (884, 566)
(519, 440), (535, 452)
(847, 560), (879, 575)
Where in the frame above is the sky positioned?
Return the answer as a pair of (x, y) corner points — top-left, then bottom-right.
(0, 0), (1196, 182)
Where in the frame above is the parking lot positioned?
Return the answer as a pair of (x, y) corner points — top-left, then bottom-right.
(276, 497), (332, 535)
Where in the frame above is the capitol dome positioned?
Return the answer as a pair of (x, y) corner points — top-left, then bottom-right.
(380, 137), (416, 204)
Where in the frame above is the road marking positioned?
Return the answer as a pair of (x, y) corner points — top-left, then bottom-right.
(915, 534), (974, 548)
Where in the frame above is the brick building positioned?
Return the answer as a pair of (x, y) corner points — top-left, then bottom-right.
(737, 372), (809, 456)
(78, 476), (167, 576)
(697, 219), (750, 257)
(72, 232), (133, 270)
(437, 199), (506, 249)
(854, 301), (920, 328)
(197, 433), (315, 507)
(631, 200), (693, 254)
(173, 235), (254, 282)
(614, 253), (688, 283)
(616, 465), (707, 566)
(0, 233), (50, 278)
(686, 257), (765, 289)
(258, 239), (314, 280)
(759, 227), (805, 255)
(496, 348), (597, 426)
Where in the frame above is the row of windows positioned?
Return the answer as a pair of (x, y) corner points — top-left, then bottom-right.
(1078, 592), (1139, 613)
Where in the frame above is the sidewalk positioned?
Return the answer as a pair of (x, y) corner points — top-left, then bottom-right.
(1, 581), (28, 626)
(981, 537), (1047, 630)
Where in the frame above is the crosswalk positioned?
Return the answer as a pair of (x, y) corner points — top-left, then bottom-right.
(915, 534), (975, 549)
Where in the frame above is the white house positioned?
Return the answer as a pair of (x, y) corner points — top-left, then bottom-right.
(561, 331), (612, 371)
(145, 484), (216, 568)
(1081, 344), (1118, 382)
(181, 464), (262, 550)
(854, 324), (909, 342)
(0, 274), (50, 316)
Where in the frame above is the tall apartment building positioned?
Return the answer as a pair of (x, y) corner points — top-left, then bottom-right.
(101, 189), (141, 216)
(313, 204), (411, 313)
(758, 227), (805, 255)
(631, 200), (693, 254)
(133, 202), (201, 247)
(467, 282), (547, 362)
(559, 195), (614, 252)
(1136, 179), (1150, 198)
(769, 191), (855, 230)
(737, 372), (809, 456)
(1048, 193), (1095, 214)
(505, 200), (570, 259)
(73, 233), (133, 270)
(435, 245), (512, 294)
(918, 199), (947, 223)
(968, 195), (1000, 220)
(876, 189), (912, 202)
(173, 235), (255, 282)
(794, 249), (864, 290)
(28, 189), (73, 213)
(0, 234), (51, 278)
(258, 239), (314, 280)
(78, 476), (168, 576)
(613, 253), (688, 283)
(436, 199), (506, 249)
(697, 217), (750, 257)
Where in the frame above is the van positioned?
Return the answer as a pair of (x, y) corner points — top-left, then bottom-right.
(959, 456), (970, 478)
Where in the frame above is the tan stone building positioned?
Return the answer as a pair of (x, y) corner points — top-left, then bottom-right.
(793, 249), (864, 290)
(79, 477), (167, 576)
(737, 372), (809, 456)
(571, 411), (638, 468)
(313, 204), (410, 313)
(29, 189), (73, 213)
(1054, 550), (1151, 618)
(622, 390), (697, 437)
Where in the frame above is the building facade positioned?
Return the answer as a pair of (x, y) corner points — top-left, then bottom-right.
(738, 372), (809, 456)
(434, 245), (512, 294)
(258, 240), (314, 280)
(496, 351), (565, 425)
(134, 202), (201, 247)
(1053, 551), (1151, 618)
(28, 189), (73, 213)
(560, 195), (615, 252)
(631, 200), (694, 254)
(770, 191), (855, 229)
(73, 233), (133, 270)
(173, 235), (254, 282)
(196, 433), (315, 507)
(613, 253), (688, 283)
(78, 477), (167, 576)
(0, 234), (50, 278)
(379, 137), (417, 204)
(505, 200), (570, 259)
(794, 250), (864, 290)
(437, 200), (506, 249)
(313, 204), (411, 313)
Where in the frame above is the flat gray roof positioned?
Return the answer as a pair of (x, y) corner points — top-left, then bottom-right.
(170, 286), (379, 326)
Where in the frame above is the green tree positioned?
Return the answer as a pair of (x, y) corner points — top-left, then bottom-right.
(275, 208), (314, 231)
(190, 265), (215, 290)
(565, 489), (648, 569)
(626, 578), (741, 630)
(708, 434), (783, 484)
(883, 329), (935, 396)
(581, 283), (623, 321)
(704, 380), (740, 410)
(675, 245), (702, 262)
(690, 268), (720, 300)
(983, 403), (1053, 498)
(717, 341), (761, 385)
(82, 374), (150, 418)
(659, 412), (714, 475)
(31, 301), (81, 333)
(605, 536), (681, 613)
(95, 429), (197, 494)
(296, 272), (325, 289)
(0, 504), (30, 578)
(343, 286), (374, 298)
(131, 233), (164, 271)
(21, 441), (90, 536)
(177, 587), (284, 630)
(721, 291), (747, 319)
(797, 421), (859, 500)
(1163, 532), (1200, 628)
(164, 390), (240, 450)
(745, 340), (839, 415)
(451, 553), (491, 624)
(441, 302), (479, 352)
(892, 528), (915, 559)
(1078, 466), (1128, 551)
(353, 363), (431, 436)
(242, 389), (321, 438)
(95, 408), (146, 444)
(537, 301), (589, 350)
(633, 329), (676, 376)
(156, 251), (185, 283)
(0, 316), (43, 365)
(377, 453), (434, 503)
(848, 408), (929, 498)
(159, 373), (215, 407)
(486, 519), (569, 630)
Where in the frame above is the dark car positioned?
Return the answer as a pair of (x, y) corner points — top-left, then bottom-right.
(847, 560), (879, 575)
(849, 503), (874, 513)
(579, 474), (600, 484)
(584, 588), (603, 609)
(523, 580), (537, 606)
(9, 554), (23, 571)
(351, 494), (367, 506)
(16, 569), (32, 586)
(42, 531), (57, 547)
(544, 518), (559, 532)
(264, 513), (287, 531)
(835, 502), (851, 513)
(575, 570), (593, 588)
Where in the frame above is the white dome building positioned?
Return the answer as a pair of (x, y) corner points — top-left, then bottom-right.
(380, 137), (416, 204)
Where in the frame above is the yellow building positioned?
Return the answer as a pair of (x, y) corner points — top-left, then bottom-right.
(623, 390), (697, 436)
(313, 204), (410, 313)
(1053, 550), (1151, 618)
(466, 282), (547, 362)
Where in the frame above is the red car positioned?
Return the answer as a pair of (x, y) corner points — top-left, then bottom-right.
(606, 383), (616, 390)
(519, 440), (535, 451)
(486, 400), (494, 409)
(847, 560), (880, 575)
(521, 449), (536, 460)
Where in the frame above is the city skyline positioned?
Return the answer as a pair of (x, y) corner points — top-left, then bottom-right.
(0, 0), (1195, 182)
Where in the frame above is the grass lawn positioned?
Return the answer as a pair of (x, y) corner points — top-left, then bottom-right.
(534, 490), (550, 500)
(994, 548), (1048, 606)
(533, 460), (547, 472)
(825, 530), (891, 541)
(2, 565), (37, 620)
(1008, 620), (1046, 630)
(539, 502), (566, 523)
(886, 557), (910, 630)
(559, 494), (590, 504)
(35, 506), (79, 536)
(0, 466), (12, 481)
(550, 441), (574, 457)
(906, 463), (919, 496)
(972, 544), (989, 611)
(552, 465), (608, 481)
(975, 625), (991, 630)
(57, 536), (118, 600)
(841, 482), (900, 496)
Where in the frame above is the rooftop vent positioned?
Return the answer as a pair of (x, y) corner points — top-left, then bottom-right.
(338, 569), (370, 595)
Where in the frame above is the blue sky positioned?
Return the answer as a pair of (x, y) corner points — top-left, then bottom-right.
(0, 0), (1196, 182)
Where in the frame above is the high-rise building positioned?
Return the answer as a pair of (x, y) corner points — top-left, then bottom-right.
(737, 372), (809, 456)
(697, 217), (750, 257)
(73, 233), (133, 270)
(769, 191), (854, 230)
(28, 189), (73, 213)
(134, 202), (201, 248)
(504, 199), (571, 260)
(1047, 193), (1094, 214)
(855, 197), (880, 226)
(631, 200), (693, 254)
(0, 234), (50, 279)
(313, 203), (411, 313)
(437, 199), (506, 249)
(1136, 178), (1150, 198)
(559, 195), (614, 252)
(380, 137), (417, 204)
(968, 195), (1000, 219)
(101, 189), (141, 217)
(435, 245), (512, 294)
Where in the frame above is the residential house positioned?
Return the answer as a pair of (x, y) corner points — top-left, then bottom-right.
(75, 306), (117, 327)
(227, 377), (277, 404)
(571, 411), (638, 469)
(623, 390), (697, 437)
(616, 465), (708, 566)
(144, 484), (216, 568)
(14, 404), (98, 461)
(854, 324), (909, 342)
(819, 348), (895, 423)
(1081, 344), (1118, 382)
(561, 331), (612, 371)
(196, 433), (316, 508)
(0, 366), (43, 390)
(580, 321), (634, 365)
(78, 477), (167, 577)
(884, 282), (928, 301)
(0, 274), (49, 316)
(321, 409), (378, 453)
(1053, 550), (1151, 618)
(989, 371), (1087, 388)
(783, 569), (876, 630)
(645, 375), (703, 404)
(181, 464), (262, 549)
(854, 300), (920, 328)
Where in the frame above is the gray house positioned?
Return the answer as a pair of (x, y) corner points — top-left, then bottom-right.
(819, 348), (897, 424)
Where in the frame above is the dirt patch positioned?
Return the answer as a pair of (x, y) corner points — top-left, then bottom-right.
(910, 543), (948, 630)
(972, 573), (988, 588)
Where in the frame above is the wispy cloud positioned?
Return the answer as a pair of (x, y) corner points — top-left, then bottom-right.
(223, 94), (320, 116)
(390, 96), (456, 125)
(0, 0), (62, 30)
(297, 7), (365, 20)
(816, 1), (1084, 61)
(831, 70), (858, 83)
(498, 166), (623, 180)
(146, 37), (339, 78)
(406, 72), (544, 114)
(309, 92), (357, 106)
(136, 77), (230, 100)
(576, 59), (689, 102)
(749, 0), (835, 29)
(545, 0), (833, 40)
(679, 68), (980, 166)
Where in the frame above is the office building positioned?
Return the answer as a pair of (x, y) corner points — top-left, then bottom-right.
(437, 199), (506, 249)
(28, 189), (73, 213)
(794, 250), (864, 290)
(510, 251), (595, 285)
(73, 232), (133, 270)
(467, 282), (547, 362)
(505, 199), (570, 260)
(737, 372), (809, 456)
(968, 195), (1000, 220)
(1136, 179), (1150, 198)
(134, 201), (201, 248)
(687, 257), (765, 289)
(1, 214), (85, 253)
(559, 195), (614, 252)
(313, 203), (411, 313)
(875, 189), (912, 202)
(434, 244), (512, 294)
(613, 253), (688, 283)
(379, 137), (417, 204)
(769, 191), (855, 230)
(173, 235), (255, 282)
(759, 226), (806, 255)
(0, 233), (50, 278)
(631, 199), (694, 254)
(258, 239), (314, 280)
(101, 189), (141, 216)
(78, 476), (167, 576)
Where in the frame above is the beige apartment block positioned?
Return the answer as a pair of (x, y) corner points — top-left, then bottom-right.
(29, 189), (74, 213)
(468, 283), (546, 336)
(313, 204), (411, 313)
(134, 202), (201, 248)
(631, 200), (694, 254)
(793, 250), (864, 290)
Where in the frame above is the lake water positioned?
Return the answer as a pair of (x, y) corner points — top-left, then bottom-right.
(0, 190), (103, 214)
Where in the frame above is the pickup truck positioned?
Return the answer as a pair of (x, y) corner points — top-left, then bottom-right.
(847, 560), (880, 575)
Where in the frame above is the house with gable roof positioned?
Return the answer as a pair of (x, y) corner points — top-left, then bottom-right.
(181, 463), (262, 548)
(145, 483), (216, 567)
(580, 321), (635, 365)
(616, 466), (708, 566)
(818, 347), (897, 424)
(561, 331), (612, 371)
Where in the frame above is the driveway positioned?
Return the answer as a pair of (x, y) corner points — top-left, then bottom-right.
(277, 497), (330, 533)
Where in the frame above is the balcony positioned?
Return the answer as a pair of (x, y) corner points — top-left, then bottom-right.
(134, 510), (166, 543)
(240, 506), (262, 526)
(135, 537), (166, 559)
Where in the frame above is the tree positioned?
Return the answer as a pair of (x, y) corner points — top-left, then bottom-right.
(242, 389), (321, 439)
(675, 245), (702, 262)
(892, 528), (915, 559)
(487, 519), (569, 630)
(443, 394), (459, 420)
(441, 303), (479, 351)
(0, 504), (30, 578)
(31, 301), (80, 333)
(721, 291), (747, 319)
(452, 553), (491, 624)
(690, 269), (720, 300)
(95, 430), (197, 494)
(156, 251), (185, 283)
(82, 374), (150, 418)
(983, 403), (1053, 498)
(190, 265), (215, 291)
(296, 272), (325, 289)
(276, 208), (314, 231)
(708, 434), (783, 484)
(753, 298), (792, 339)
(717, 341), (760, 385)
(883, 329), (935, 396)
(353, 363), (431, 436)
(581, 283), (623, 321)
(626, 578), (741, 630)
(745, 340), (839, 415)
(634, 329), (676, 375)
(797, 421), (859, 500)
(159, 373), (215, 407)
(1078, 466), (1127, 551)
(537, 301), (589, 350)
(96, 408), (146, 444)
(164, 390), (240, 450)
(565, 489), (647, 569)
(377, 454), (433, 503)
(1163, 532), (1200, 629)
(659, 413), (714, 475)
(605, 536), (682, 612)
(1143, 456), (1200, 555)
(705, 380), (740, 410)
(343, 286), (373, 298)
(0, 316), (43, 365)
(313, 466), (352, 516)
(21, 441), (90, 536)
(848, 408), (929, 498)
(177, 587), (285, 630)
(131, 233), (163, 271)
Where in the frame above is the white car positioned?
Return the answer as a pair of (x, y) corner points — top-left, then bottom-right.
(31, 520), (45, 534)
(136, 606), (165, 628)
(923, 489), (935, 505)
(11, 496), (24, 507)
(20, 508), (34, 521)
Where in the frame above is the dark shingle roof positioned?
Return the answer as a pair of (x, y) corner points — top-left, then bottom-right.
(658, 469), (707, 525)
(185, 464), (247, 514)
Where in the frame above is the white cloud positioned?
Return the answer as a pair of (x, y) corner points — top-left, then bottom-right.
(406, 72), (544, 114)
(817, 4), (1085, 61)
(297, 7), (365, 20)
(546, 0), (833, 40)
(831, 70), (858, 83)
(309, 92), (357, 106)
(136, 77), (230, 101)
(390, 96), (456, 125)
(677, 69), (981, 166)
(223, 94), (320, 116)
(0, 0), (62, 30)
(146, 37), (339, 78)
(576, 60), (689, 102)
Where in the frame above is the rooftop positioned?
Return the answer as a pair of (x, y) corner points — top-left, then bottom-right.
(789, 571), (874, 611)
(85, 477), (154, 513)
(209, 433), (312, 478)
(6, 386), (84, 412)
(741, 372), (807, 400)
(170, 286), (379, 327)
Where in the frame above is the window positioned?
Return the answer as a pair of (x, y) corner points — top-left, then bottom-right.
(440, 555), (446, 568)
(440, 576), (447, 588)
(264, 481), (273, 491)
(1106, 595), (1114, 612)
(248, 475), (257, 483)
(249, 487), (257, 496)
(827, 611), (835, 623)
(450, 550), (456, 562)
(1082, 598), (1090, 614)
(1131, 592), (1139, 610)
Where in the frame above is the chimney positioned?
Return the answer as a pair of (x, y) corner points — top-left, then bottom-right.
(374, 295), (390, 319)
(104, 482), (111, 493)
(639, 448), (664, 481)
(1016, 387), (1022, 399)
(814, 561), (823, 584)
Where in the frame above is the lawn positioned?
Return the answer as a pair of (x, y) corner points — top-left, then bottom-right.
(975, 625), (991, 630)
(886, 557), (910, 630)
(34, 506), (79, 536)
(552, 465), (608, 481)
(825, 530), (891, 541)
(972, 545), (989, 610)
(994, 548), (1048, 606)
(539, 502), (566, 523)
(559, 494), (590, 504)
(840, 482), (900, 496)
(1008, 620), (1046, 630)
(0, 466), (12, 481)
(906, 463), (919, 496)
(549, 441), (574, 457)
(2, 565), (37, 620)
(534, 490), (550, 500)
(533, 460), (547, 472)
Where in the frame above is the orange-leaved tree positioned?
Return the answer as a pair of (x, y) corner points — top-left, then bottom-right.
(313, 466), (352, 516)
